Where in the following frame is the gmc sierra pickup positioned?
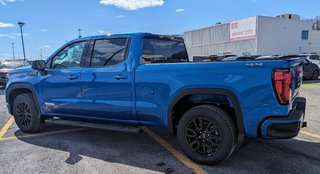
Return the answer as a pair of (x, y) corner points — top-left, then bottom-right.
(5, 33), (306, 164)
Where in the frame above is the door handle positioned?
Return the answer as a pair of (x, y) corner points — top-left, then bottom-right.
(113, 74), (128, 80)
(67, 75), (78, 80)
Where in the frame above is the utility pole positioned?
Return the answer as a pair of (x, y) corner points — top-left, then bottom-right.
(18, 22), (26, 61)
(40, 49), (43, 59)
(78, 28), (82, 38)
(12, 43), (15, 60)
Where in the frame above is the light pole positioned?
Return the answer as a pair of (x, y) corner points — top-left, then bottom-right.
(40, 49), (43, 59)
(78, 28), (82, 38)
(18, 22), (26, 61)
(12, 43), (15, 60)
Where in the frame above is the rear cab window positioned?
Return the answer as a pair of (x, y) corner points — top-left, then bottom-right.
(89, 38), (129, 67)
(142, 36), (189, 64)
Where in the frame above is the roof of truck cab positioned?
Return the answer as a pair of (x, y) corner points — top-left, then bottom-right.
(72, 33), (183, 42)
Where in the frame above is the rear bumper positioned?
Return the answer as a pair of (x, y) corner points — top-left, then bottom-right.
(260, 97), (306, 139)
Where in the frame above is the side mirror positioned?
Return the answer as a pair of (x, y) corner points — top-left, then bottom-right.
(303, 59), (309, 65)
(32, 60), (46, 71)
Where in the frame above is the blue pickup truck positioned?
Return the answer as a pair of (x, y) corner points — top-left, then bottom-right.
(5, 33), (306, 164)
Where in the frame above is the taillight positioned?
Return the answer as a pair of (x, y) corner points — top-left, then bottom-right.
(273, 69), (292, 105)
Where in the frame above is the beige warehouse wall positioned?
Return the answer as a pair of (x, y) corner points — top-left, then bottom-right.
(256, 16), (312, 55)
(311, 30), (320, 54)
(184, 22), (257, 60)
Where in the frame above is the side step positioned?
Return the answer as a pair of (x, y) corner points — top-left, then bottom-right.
(44, 118), (142, 133)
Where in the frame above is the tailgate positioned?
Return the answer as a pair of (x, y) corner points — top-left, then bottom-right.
(289, 59), (303, 99)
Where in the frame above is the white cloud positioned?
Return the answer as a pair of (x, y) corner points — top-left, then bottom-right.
(176, 8), (185, 13)
(116, 14), (124, 18)
(98, 30), (104, 34)
(0, 0), (16, 6)
(0, 32), (28, 39)
(1, 53), (11, 56)
(40, 29), (47, 32)
(0, 22), (14, 28)
(0, 34), (10, 37)
(42, 45), (51, 48)
(99, 0), (164, 10)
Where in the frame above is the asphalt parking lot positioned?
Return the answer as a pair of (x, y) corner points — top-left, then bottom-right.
(0, 82), (320, 174)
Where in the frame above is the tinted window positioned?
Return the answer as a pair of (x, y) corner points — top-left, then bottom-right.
(310, 55), (319, 60)
(51, 41), (86, 69)
(91, 38), (128, 67)
(142, 37), (188, 64)
(301, 30), (309, 40)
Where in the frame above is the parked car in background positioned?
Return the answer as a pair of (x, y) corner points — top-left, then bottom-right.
(299, 54), (320, 67)
(0, 60), (30, 86)
(193, 55), (219, 62)
(255, 55), (279, 60)
(222, 56), (255, 61)
(302, 58), (320, 80)
(276, 55), (320, 80)
(250, 55), (262, 59)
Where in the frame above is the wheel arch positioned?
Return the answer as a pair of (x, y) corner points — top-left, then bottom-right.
(167, 88), (245, 138)
(6, 83), (40, 115)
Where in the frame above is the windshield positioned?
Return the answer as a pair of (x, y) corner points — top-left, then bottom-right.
(0, 61), (25, 69)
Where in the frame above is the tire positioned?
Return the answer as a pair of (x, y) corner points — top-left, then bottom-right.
(177, 105), (237, 165)
(12, 93), (42, 133)
(311, 70), (319, 80)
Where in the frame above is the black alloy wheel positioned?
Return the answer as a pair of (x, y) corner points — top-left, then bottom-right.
(185, 117), (221, 157)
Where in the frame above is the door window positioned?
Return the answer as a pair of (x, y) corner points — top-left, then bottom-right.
(51, 41), (86, 69)
(91, 38), (128, 67)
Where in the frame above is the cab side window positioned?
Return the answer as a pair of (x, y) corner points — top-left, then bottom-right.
(91, 38), (128, 67)
(310, 55), (319, 60)
(51, 41), (86, 69)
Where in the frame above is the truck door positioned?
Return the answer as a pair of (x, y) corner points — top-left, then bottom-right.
(79, 38), (133, 120)
(39, 41), (87, 115)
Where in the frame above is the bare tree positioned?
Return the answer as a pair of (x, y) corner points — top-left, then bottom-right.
(312, 16), (320, 30)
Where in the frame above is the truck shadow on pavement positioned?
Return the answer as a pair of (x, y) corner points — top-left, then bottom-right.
(14, 126), (190, 174)
(14, 126), (320, 174)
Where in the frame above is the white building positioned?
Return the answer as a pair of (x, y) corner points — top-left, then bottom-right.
(184, 14), (320, 60)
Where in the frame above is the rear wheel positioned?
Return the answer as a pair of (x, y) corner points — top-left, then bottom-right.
(177, 105), (237, 165)
(12, 93), (42, 133)
(312, 70), (319, 80)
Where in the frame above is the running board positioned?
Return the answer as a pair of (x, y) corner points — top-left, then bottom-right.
(44, 118), (142, 133)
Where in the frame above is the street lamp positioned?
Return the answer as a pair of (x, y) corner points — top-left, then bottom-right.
(78, 28), (82, 38)
(18, 22), (26, 61)
(12, 43), (15, 60)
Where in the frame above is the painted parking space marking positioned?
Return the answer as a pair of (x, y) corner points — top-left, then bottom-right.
(0, 116), (14, 140)
(300, 131), (320, 139)
(143, 127), (208, 174)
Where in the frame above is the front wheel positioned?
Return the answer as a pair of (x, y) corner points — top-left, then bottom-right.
(12, 93), (42, 133)
(177, 105), (237, 165)
(312, 70), (319, 80)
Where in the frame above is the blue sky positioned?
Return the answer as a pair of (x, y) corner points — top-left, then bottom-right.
(0, 0), (319, 60)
